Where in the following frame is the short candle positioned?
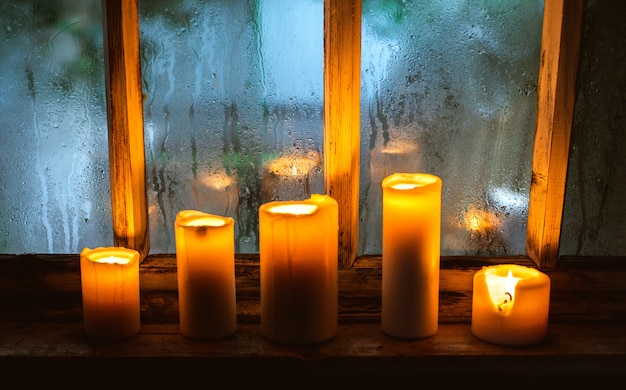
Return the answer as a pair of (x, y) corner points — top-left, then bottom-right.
(80, 246), (141, 339)
(471, 264), (551, 346)
(381, 172), (442, 339)
(259, 194), (338, 345)
(175, 210), (237, 340)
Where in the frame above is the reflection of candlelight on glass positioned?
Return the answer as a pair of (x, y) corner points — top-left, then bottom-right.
(262, 150), (322, 202)
(472, 264), (551, 346)
(192, 171), (237, 215)
(199, 171), (233, 191)
(370, 139), (419, 181)
(462, 206), (507, 254)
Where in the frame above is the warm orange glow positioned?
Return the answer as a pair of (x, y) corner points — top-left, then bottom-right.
(176, 211), (229, 228)
(268, 203), (318, 215)
(381, 173), (442, 339)
(267, 151), (321, 178)
(391, 183), (419, 190)
(199, 172), (233, 191)
(80, 247), (141, 339)
(94, 256), (131, 265)
(380, 139), (418, 155)
(486, 269), (521, 312)
(259, 194), (339, 344)
(174, 210), (237, 340)
(463, 207), (500, 232)
(472, 264), (551, 346)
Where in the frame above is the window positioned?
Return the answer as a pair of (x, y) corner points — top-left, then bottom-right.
(4, 0), (617, 270)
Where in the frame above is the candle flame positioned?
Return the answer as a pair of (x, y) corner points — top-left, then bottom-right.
(269, 204), (318, 215)
(392, 183), (419, 190)
(95, 256), (131, 265)
(486, 269), (521, 313)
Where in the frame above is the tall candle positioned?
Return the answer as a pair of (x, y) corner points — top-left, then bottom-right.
(471, 264), (551, 346)
(174, 210), (237, 340)
(259, 194), (338, 344)
(80, 246), (141, 339)
(381, 173), (442, 338)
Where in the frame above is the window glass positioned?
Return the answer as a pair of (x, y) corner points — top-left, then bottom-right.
(560, 1), (626, 256)
(359, 0), (544, 256)
(139, 0), (324, 254)
(0, 0), (110, 254)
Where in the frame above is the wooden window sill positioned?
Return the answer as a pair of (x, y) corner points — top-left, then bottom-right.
(1, 254), (625, 384)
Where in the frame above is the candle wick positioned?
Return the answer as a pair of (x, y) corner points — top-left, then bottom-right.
(497, 292), (513, 312)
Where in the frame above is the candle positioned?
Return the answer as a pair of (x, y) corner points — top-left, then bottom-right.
(259, 194), (338, 344)
(80, 246), (141, 339)
(471, 264), (551, 346)
(174, 210), (237, 340)
(381, 173), (442, 338)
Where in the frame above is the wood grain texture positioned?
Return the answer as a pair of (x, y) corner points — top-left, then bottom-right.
(102, 0), (149, 260)
(527, 0), (583, 269)
(1, 254), (625, 381)
(324, 0), (362, 269)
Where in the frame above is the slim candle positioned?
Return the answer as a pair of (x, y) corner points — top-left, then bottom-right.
(174, 210), (237, 340)
(259, 194), (338, 344)
(381, 173), (442, 338)
(471, 264), (551, 346)
(80, 246), (141, 339)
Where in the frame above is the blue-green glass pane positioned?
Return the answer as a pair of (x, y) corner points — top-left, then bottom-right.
(0, 0), (111, 254)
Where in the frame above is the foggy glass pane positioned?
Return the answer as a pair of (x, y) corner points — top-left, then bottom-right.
(560, 1), (626, 257)
(0, 0), (111, 254)
(139, 0), (324, 254)
(359, 0), (544, 256)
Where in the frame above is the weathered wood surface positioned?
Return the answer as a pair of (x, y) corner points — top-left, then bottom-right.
(102, 0), (149, 260)
(2, 254), (625, 324)
(324, 0), (362, 269)
(527, 0), (584, 269)
(1, 254), (625, 381)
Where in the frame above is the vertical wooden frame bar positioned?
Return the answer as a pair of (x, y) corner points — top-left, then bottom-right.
(324, 0), (362, 269)
(527, 0), (583, 269)
(102, 0), (149, 260)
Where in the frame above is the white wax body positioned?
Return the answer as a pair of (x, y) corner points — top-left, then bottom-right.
(471, 264), (551, 346)
(259, 194), (338, 344)
(382, 173), (442, 338)
(175, 210), (237, 340)
(80, 247), (141, 339)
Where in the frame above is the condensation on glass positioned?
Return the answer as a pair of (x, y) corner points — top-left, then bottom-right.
(359, 0), (544, 256)
(560, 1), (626, 257)
(0, 1), (111, 254)
(139, 0), (324, 254)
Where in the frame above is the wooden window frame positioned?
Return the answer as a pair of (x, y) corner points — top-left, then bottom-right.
(6, 2), (626, 379)
(104, 0), (583, 270)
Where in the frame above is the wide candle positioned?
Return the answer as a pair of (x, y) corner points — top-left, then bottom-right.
(381, 173), (442, 338)
(471, 264), (551, 346)
(259, 194), (338, 344)
(174, 210), (237, 340)
(80, 246), (141, 339)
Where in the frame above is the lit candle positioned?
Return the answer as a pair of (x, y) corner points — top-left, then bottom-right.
(471, 264), (551, 346)
(259, 194), (338, 344)
(381, 173), (442, 338)
(174, 210), (237, 340)
(80, 246), (141, 339)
